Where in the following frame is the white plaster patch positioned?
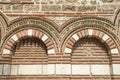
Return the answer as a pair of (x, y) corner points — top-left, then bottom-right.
(41, 34), (48, 41)
(43, 64), (55, 74)
(102, 34), (109, 41)
(11, 65), (18, 75)
(111, 48), (119, 54)
(65, 47), (72, 53)
(48, 49), (55, 54)
(3, 49), (11, 54)
(56, 64), (71, 74)
(28, 29), (33, 36)
(72, 65), (90, 75)
(88, 29), (93, 35)
(91, 65), (110, 75)
(72, 34), (79, 41)
(11, 34), (18, 41)
(18, 65), (42, 75)
(112, 64), (120, 75)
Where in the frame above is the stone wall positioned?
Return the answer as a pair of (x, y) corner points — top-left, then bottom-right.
(0, 0), (119, 13)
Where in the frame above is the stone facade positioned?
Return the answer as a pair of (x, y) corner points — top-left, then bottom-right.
(0, 0), (120, 80)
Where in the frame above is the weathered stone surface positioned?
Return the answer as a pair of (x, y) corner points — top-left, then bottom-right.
(42, 5), (61, 11)
(62, 4), (76, 11)
(12, 4), (23, 10)
(11, 0), (21, 3)
(78, 6), (96, 11)
(24, 4), (39, 11)
(5, 4), (11, 10)
(65, 0), (78, 3)
(101, 0), (114, 3)
(101, 4), (118, 11)
(0, 0), (11, 2)
(55, 0), (64, 4)
(0, 0), (118, 13)
(0, 4), (4, 11)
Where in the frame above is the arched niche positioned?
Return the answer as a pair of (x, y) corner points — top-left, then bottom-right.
(2, 29), (56, 56)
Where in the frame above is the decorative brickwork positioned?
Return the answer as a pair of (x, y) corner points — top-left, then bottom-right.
(0, 1), (120, 79)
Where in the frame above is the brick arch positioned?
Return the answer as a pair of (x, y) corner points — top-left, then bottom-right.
(7, 16), (59, 52)
(2, 29), (55, 55)
(64, 29), (119, 54)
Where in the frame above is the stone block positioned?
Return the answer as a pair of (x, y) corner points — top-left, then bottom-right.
(3, 64), (11, 75)
(11, 34), (18, 41)
(42, 5), (61, 11)
(18, 65), (42, 75)
(24, 4), (39, 11)
(72, 65), (90, 75)
(111, 48), (119, 54)
(5, 4), (11, 10)
(101, 4), (118, 11)
(11, 65), (18, 75)
(88, 29), (93, 36)
(48, 49), (55, 54)
(91, 65), (110, 75)
(65, 0), (78, 3)
(41, 34), (48, 42)
(78, 6), (96, 11)
(102, 34), (109, 41)
(72, 34), (79, 41)
(3, 49), (11, 54)
(43, 64), (55, 74)
(0, 64), (3, 75)
(56, 64), (71, 74)
(65, 48), (72, 53)
(112, 64), (120, 75)
(12, 4), (23, 10)
(62, 4), (76, 11)
(0, 4), (4, 11)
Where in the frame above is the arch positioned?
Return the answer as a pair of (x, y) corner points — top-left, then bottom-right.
(63, 29), (119, 55)
(60, 17), (120, 52)
(6, 16), (59, 52)
(2, 29), (56, 55)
